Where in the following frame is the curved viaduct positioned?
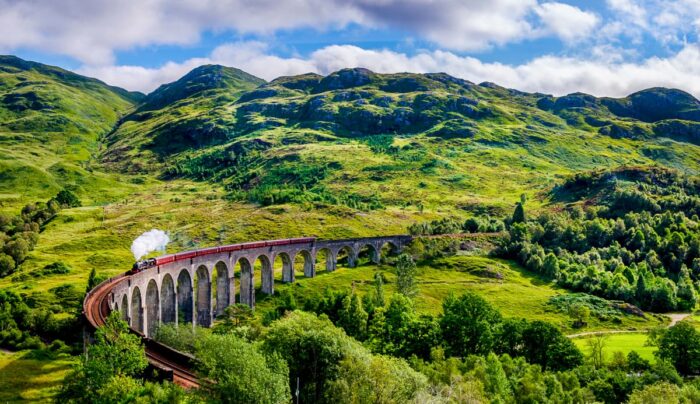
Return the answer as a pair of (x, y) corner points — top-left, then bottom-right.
(99, 235), (411, 338)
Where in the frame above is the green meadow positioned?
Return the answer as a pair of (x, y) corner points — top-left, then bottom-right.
(0, 350), (76, 402)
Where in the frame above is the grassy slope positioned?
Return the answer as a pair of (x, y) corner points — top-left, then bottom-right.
(0, 56), (140, 212)
(102, 68), (700, 216)
(0, 350), (76, 402)
(255, 255), (666, 334)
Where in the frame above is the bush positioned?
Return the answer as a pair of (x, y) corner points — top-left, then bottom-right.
(54, 189), (81, 207)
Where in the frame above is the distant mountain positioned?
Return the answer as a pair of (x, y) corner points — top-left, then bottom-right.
(0, 55), (141, 204)
(1, 56), (699, 214)
(101, 65), (265, 172)
(140, 64), (265, 112)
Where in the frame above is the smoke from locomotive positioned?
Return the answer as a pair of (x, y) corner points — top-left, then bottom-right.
(131, 229), (170, 260)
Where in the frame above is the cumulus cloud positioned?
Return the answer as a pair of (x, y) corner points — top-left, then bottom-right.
(0, 0), (602, 64)
(534, 2), (600, 43)
(81, 42), (700, 99)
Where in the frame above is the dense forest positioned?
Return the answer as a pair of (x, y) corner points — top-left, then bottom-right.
(500, 167), (700, 313)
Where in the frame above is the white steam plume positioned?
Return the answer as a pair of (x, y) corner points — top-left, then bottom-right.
(131, 229), (170, 260)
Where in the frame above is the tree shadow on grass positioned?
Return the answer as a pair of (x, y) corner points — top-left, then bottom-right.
(0, 350), (75, 402)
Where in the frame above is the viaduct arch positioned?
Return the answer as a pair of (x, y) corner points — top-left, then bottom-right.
(108, 235), (411, 337)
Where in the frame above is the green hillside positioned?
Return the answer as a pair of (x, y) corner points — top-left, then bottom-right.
(0, 56), (142, 210)
(103, 67), (700, 216)
(102, 65), (265, 173)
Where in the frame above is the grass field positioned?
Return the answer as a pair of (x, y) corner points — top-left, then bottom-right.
(255, 255), (667, 333)
(0, 350), (76, 402)
(573, 333), (656, 363)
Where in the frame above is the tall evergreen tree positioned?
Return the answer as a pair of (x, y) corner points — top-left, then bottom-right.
(373, 272), (385, 308)
(512, 202), (526, 224)
(396, 254), (418, 298)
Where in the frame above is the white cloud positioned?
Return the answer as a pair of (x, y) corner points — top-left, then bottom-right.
(535, 2), (600, 43)
(80, 42), (700, 99)
(0, 0), (603, 64)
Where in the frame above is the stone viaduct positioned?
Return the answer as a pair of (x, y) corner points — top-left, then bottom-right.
(108, 235), (412, 337)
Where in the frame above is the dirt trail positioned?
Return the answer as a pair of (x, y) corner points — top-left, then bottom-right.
(567, 313), (692, 338)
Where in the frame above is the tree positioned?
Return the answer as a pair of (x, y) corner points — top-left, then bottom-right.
(652, 321), (700, 375)
(196, 333), (290, 404)
(4, 238), (29, 266)
(55, 189), (81, 208)
(568, 303), (590, 328)
(587, 335), (607, 368)
(373, 272), (385, 308)
(440, 292), (501, 356)
(58, 312), (148, 403)
(0, 253), (15, 277)
(520, 320), (583, 370)
(325, 353), (427, 403)
(86, 268), (98, 294)
(627, 351), (651, 372)
(512, 202), (526, 224)
(628, 382), (681, 404)
(338, 291), (368, 340)
(395, 253), (417, 298)
(262, 311), (353, 403)
(482, 352), (511, 401)
(675, 267), (697, 311)
(543, 253), (560, 278)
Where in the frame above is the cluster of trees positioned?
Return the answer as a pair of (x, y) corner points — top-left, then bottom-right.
(0, 189), (80, 276)
(408, 215), (505, 236)
(499, 172), (700, 312)
(145, 289), (700, 403)
(58, 312), (185, 403)
(297, 286), (583, 372)
(0, 289), (80, 354)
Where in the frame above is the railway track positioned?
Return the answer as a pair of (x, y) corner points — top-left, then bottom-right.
(83, 275), (200, 388)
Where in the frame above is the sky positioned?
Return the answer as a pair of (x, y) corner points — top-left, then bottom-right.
(2, 0), (700, 97)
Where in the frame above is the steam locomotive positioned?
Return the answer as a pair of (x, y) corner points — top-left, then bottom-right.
(129, 258), (157, 274)
(127, 237), (316, 275)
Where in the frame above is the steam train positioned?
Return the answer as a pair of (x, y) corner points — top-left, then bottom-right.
(127, 237), (316, 275)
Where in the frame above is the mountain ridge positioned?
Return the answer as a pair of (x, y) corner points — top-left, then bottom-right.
(1, 55), (700, 215)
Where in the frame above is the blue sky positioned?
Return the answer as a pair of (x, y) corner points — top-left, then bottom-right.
(2, 0), (700, 96)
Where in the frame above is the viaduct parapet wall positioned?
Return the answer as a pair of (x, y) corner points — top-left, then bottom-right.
(108, 235), (411, 337)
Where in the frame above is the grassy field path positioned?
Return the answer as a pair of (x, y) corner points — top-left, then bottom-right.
(568, 313), (690, 338)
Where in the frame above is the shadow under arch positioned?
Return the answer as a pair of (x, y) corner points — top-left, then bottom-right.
(160, 274), (176, 324)
(294, 250), (315, 278)
(316, 247), (335, 272)
(120, 294), (129, 322)
(213, 261), (230, 317)
(195, 265), (211, 327)
(358, 244), (380, 265)
(130, 286), (143, 333)
(380, 241), (400, 263)
(177, 269), (193, 325)
(275, 252), (293, 283)
(237, 257), (254, 307)
(337, 245), (357, 268)
(256, 254), (273, 295)
(146, 279), (159, 337)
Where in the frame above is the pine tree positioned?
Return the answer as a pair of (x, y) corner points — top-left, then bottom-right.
(512, 202), (526, 224)
(373, 272), (385, 308)
(395, 254), (418, 298)
(484, 352), (511, 400)
(635, 273), (648, 308)
(338, 292), (368, 340)
(86, 268), (98, 294)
